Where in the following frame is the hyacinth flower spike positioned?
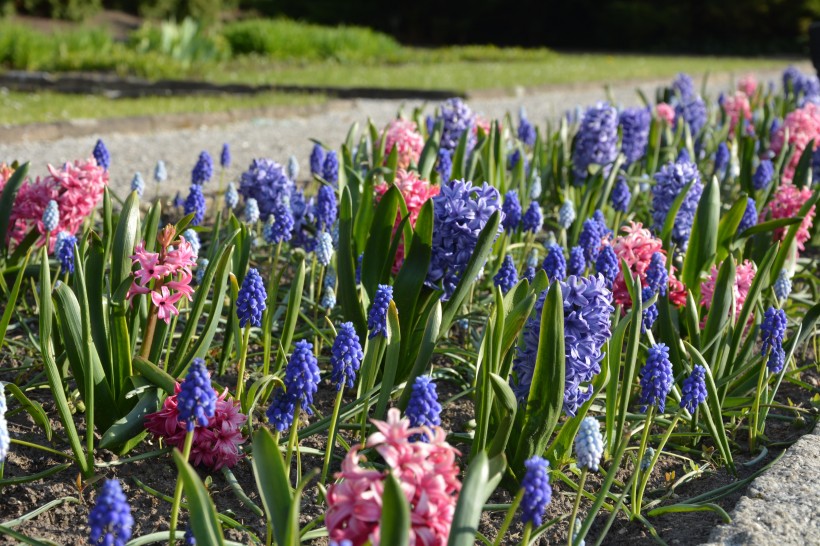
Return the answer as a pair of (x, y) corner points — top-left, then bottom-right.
(750, 307), (788, 451)
(494, 456), (552, 546)
(168, 358), (217, 545)
(235, 267), (266, 400)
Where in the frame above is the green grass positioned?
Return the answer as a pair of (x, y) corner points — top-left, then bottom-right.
(0, 90), (323, 126)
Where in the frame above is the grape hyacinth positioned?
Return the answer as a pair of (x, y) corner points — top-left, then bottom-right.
(619, 107), (651, 165)
(264, 203), (294, 244)
(321, 286), (336, 309)
(680, 365), (707, 413)
(529, 173), (542, 200)
(367, 284), (393, 338)
(774, 269), (792, 300)
(502, 190), (522, 233)
(236, 268), (266, 328)
(324, 150), (339, 185)
(267, 340), (321, 431)
(316, 231), (334, 266)
(519, 456), (552, 527)
(639, 343), (674, 413)
(0, 383), (8, 463)
(182, 229), (200, 258)
(154, 160), (167, 184)
(55, 232), (77, 274)
(652, 160), (704, 249)
(287, 155), (299, 181)
(493, 254), (518, 293)
(42, 199), (59, 233)
(245, 197), (260, 224)
(220, 143), (231, 169)
(177, 358), (217, 432)
(173, 191), (184, 209)
(595, 245), (619, 285)
(405, 376), (442, 439)
(427, 179), (503, 299)
(575, 416), (604, 471)
(130, 172), (145, 197)
(752, 160), (774, 190)
(330, 322), (364, 390)
(225, 181), (239, 209)
(559, 199), (577, 228)
(640, 286), (659, 332)
(310, 144), (325, 176)
(195, 258), (208, 284)
(522, 201), (543, 233)
(640, 447), (656, 472)
(714, 142), (730, 175)
(315, 184), (338, 231)
(238, 158), (294, 221)
(645, 252), (668, 296)
(738, 197), (758, 233)
(184, 185), (206, 226)
(761, 307), (787, 373)
(93, 139), (110, 170)
(88, 480), (133, 546)
(513, 275), (613, 415)
(542, 244), (567, 281)
(568, 245), (586, 276)
(611, 176), (632, 212)
(518, 108), (537, 147)
(191, 151), (213, 185)
(573, 102), (619, 181)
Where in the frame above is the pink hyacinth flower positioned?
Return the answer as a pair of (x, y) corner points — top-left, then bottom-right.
(770, 103), (820, 182)
(656, 103), (675, 125)
(721, 91), (752, 134)
(384, 119), (425, 170)
(700, 260), (757, 325)
(737, 74), (758, 97)
(152, 286), (184, 322)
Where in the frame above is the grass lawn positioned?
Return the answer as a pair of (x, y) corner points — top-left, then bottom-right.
(0, 90), (324, 126)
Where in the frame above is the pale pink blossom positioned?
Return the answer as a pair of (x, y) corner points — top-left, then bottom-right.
(766, 182), (817, 253)
(144, 384), (247, 470)
(737, 74), (758, 97)
(472, 114), (493, 136)
(700, 260), (757, 322)
(384, 119), (425, 170)
(326, 409), (461, 546)
(721, 91), (752, 134)
(770, 103), (820, 181)
(152, 286), (183, 322)
(656, 103), (675, 125)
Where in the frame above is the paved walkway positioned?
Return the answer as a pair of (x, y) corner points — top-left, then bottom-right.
(0, 67), (799, 199)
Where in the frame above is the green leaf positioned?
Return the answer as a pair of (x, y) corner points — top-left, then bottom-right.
(701, 255), (736, 375)
(172, 449), (225, 545)
(511, 281), (565, 471)
(0, 162), (29, 256)
(280, 256), (305, 358)
(362, 185), (400, 298)
(647, 503), (731, 522)
(111, 192), (141, 298)
(375, 302), (401, 419)
(99, 388), (161, 451)
(85, 235), (112, 377)
(419, 122), (442, 179)
(614, 265), (642, 450)
(133, 356), (177, 393)
(338, 186), (367, 337)
(488, 373), (517, 458)
(252, 428), (292, 546)
(0, 249), (32, 346)
(715, 196), (748, 262)
(380, 473), (410, 546)
(792, 139), (814, 188)
(682, 176), (720, 291)
(447, 452), (506, 546)
(737, 217), (800, 240)
(3, 383), (51, 441)
(398, 299), (442, 409)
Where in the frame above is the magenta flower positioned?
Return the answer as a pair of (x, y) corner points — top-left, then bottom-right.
(152, 286), (184, 322)
(766, 182), (817, 254)
(384, 119), (425, 169)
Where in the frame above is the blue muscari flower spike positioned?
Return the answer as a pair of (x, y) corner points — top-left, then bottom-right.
(321, 286), (336, 309)
(774, 269), (792, 301)
(184, 185), (206, 226)
(436, 148), (453, 183)
(752, 159), (774, 191)
(315, 184), (338, 231)
(55, 232), (77, 274)
(542, 244), (566, 281)
(519, 456), (552, 527)
(316, 231), (334, 266)
(1, 383), (9, 462)
(619, 107), (651, 166)
(523, 265), (536, 282)
(182, 229), (200, 257)
(173, 191), (184, 209)
(323, 150), (339, 185)
(264, 203), (294, 244)
(760, 307), (787, 373)
(640, 447), (655, 471)
(287, 155), (299, 181)
(236, 268), (266, 328)
(529, 173), (542, 200)
(575, 416), (604, 471)
(367, 284), (393, 339)
(518, 109), (537, 147)
(559, 200), (576, 229)
(267, 340), (320, 431)
(245, 198), (260, 224)
(310, 144), (325, 176)
(652, 160), (703, 250)
(220, 143), (231, 169)
(573, 102), (619, 181)
(502, 190), (522, 233)
(191, 151), (213, 186)
(680, 365), (707, 413)
(177, 358), (216, 432)
(130, 172), (145, 197)
(355, 253), (363, 284)
(154, 160), (167, 183)
(714, 142), (730, 174)
(645, 252), (668, 296)
(225, 181), (239, 210)
(611, 176), (631, 213)
(93, 139), (110, 170)
(43, 200), (59, 233)
(578, 218), (604, 263)
(406, 376), (442, 441)
(195, 258), (209, 284)
(640, 286), (659, 333)
(595, 245), (619, 285)
(324, 265), (337, 289)
(738, 197), (758, 234)
(522, 201), (543, 233)
(639, 343), (674, 412)
(567, 246), (586, 277)
(88, 479), (133, 546)
(507, 149), (521, 171)
(330, 322), (363, 390)
(526, 249), (539, 269)
(184, 525), (196, 545)
(493, 254), (518, 293)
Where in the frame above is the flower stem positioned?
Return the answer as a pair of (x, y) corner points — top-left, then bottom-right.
(321, 387), (345, 486)
(520, 522), (532, 546)
(493, 490), (524, 546)
(236, 324), (251, 401)
(567, 468), (588, 546)
(749, 359), (768, 453)
(140, 305), (159, 360)
(168, 430), (194, 545)
(635, 412), (681, 513)
(285, 401), (301, 485)
(632, 406), (654, 518)
(262, 241), (282, 378)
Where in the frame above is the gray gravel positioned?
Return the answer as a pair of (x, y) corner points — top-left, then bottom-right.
(701, 424), (820, 546)
(0, 67), (800, 199)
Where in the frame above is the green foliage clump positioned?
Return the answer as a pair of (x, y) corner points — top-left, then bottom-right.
(129, 17), (230, 67)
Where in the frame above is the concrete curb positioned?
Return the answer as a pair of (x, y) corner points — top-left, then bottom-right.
(701, 424), (820, 545)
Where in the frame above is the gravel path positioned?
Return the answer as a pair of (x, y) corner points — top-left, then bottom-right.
(0, 67), (801, 199)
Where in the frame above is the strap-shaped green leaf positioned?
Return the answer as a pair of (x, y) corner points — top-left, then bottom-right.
(0, 162), (29, 256)
(172, 449), (225, 545)
(338, 186), (367, 337)
(252, 428), (292, 546)
(447, 452), (506, 546)
(682, 176), (720, 291)
(380, 473), (410, 546)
